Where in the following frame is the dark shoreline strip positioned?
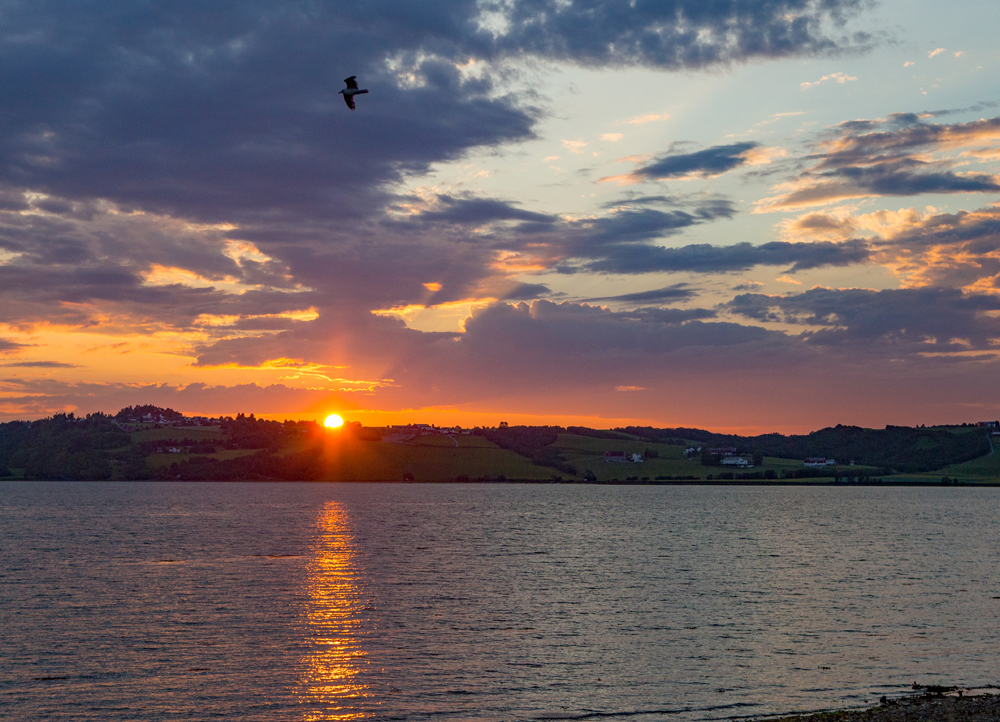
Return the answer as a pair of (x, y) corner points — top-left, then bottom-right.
(758, 693), (1000, 722)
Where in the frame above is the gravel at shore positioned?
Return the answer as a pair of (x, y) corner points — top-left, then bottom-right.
(764, 694), (1000, 722)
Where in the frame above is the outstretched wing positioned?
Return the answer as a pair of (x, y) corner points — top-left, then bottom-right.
(343, 93), (356, 110)
(344, 76), (359, 90)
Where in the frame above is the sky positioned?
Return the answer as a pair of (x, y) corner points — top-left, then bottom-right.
(2, 0), (1000, 433)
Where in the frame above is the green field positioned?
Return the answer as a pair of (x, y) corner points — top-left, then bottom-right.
(145, 448), (260, 470)
(6, 420), (997, 483)
(551, 434), (830, 481)
(131, 425), (225, 443)
(894, 436), (1000, 483)
(312, 434), (558, 481)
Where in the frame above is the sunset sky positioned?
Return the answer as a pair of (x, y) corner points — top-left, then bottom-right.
(2, 0), (1000, 432)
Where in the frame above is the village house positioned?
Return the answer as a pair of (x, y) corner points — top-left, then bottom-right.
(804, 457), (836, 467)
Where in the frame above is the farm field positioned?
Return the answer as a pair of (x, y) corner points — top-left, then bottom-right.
(131, 425), (226, 443)
(551, 434), (829, 482)
(145, 448), (260, 470)
(314, 434), (556, 481)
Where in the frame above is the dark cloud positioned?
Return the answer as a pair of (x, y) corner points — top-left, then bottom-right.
(600, 195), (683, 208)
(0, 0), (906, 425)
(0, 0), (876, 336)
(763, 115), (1000, 209)
(919, 100), (1000, 118)
(408, 194), (557, 226)
(619, 307), (717, 323)
(0, 338), (27, 353)
(584, 284), (697, 304)
(0, 0), (869, 226)
(889, 206), (1000, 251)
(574, 239), (870, 275)
(786, 202), (1000, 291)
(727, 287), (1000, 351)
(185, 298), (795, 408)
(485, 0), (869, 67)
(1, 361), (80, 368)
(609, 142), (761, 183)
(500, 282), (553, 300)
(773, 160), (1000, 208)
(0, 379), (346, 420)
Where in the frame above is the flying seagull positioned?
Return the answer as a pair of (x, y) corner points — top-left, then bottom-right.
(339, 76), (369, 110)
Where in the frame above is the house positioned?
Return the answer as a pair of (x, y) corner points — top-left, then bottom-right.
(720, 456), (750, 467)
(629, 453), (643, 463)
(977, 421), (999, 428)
(804, 457), (836, 467)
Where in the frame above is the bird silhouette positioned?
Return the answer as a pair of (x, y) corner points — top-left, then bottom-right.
(339, 76), (369, 110)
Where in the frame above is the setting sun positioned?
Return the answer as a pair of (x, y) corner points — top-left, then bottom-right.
(324, 414), (344, 429)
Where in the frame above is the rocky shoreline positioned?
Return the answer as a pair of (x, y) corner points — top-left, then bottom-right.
(765, 693), (1000, 722)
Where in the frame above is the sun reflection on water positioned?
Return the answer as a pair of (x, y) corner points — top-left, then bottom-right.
(300, 501), (373, 721)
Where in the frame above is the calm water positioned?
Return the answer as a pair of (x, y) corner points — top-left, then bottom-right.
(2, 482), (1000, 721)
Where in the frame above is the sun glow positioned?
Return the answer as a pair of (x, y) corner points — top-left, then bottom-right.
(324, 414), (344, 428)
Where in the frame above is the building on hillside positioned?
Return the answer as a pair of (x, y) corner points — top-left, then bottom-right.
(804, 457), (836, 467)
(720, 456), (750, 467)
(977, 421), (999, 428)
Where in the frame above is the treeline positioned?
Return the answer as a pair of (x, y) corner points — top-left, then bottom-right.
(620, 424), (990, 473)
(116, 405), (185, 422)
(0, 412), (132, 480)
(0, 406), (321, 480)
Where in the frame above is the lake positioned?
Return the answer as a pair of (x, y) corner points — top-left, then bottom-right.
(2, 482), (999, 721)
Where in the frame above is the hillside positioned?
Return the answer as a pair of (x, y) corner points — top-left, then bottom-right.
(0, 407), (997, 482)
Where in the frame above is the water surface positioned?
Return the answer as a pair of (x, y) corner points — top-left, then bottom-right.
(2, 482), (999, 721)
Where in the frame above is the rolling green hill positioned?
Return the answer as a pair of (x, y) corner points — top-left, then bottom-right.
(0, 407), (997, 482)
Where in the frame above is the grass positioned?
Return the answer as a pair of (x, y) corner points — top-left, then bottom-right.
(551, 434), (833, 481)
(308, 435), (559, 481)
(144, 448), (260, 470)
(122, 427), (1000, 484)
(131, 426), (225, 443)
(917, 435), (1000, 482)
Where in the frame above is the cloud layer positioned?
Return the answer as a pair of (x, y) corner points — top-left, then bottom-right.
(4, 2), (1000, 430)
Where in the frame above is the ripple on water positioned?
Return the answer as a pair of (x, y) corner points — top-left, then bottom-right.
(2, 482), (1000, 721)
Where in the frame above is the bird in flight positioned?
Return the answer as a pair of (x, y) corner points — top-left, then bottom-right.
(339, 76), (369, 110)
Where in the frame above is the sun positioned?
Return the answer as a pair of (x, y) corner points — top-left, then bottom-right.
(324, 413), (344, 428)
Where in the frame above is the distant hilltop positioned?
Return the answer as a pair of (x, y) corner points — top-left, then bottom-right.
(0, 406), (997, 483)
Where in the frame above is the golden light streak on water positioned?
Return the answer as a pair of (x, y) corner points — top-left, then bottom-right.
(300, 501), (373, 721)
